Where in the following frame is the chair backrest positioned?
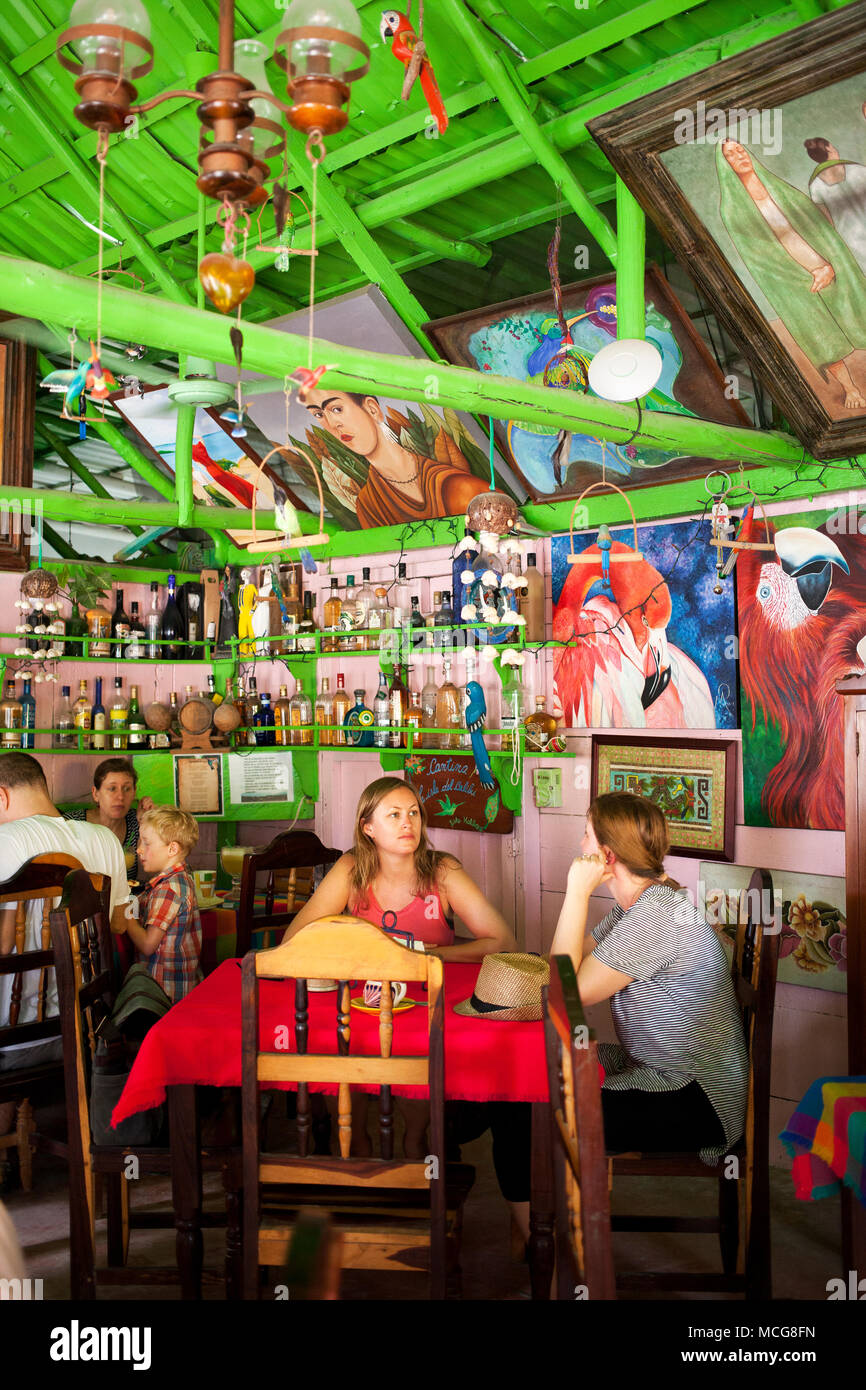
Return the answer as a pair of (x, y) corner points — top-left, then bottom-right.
(48, 869), (114, 1255)
(0, 853), (86, 1047)
(730, 867), (779, 1270)
(543, 954), (616, 1301)
(236, 831), (341, 955)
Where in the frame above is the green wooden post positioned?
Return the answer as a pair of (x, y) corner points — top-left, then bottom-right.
(175, 404), (195, 529)
(615, 178), (646, 340)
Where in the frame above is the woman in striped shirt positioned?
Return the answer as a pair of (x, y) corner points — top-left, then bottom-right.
(550, 792), (747, 1159)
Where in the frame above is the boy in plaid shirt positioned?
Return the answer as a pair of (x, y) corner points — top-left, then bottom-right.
(119, 806), (202, 1003)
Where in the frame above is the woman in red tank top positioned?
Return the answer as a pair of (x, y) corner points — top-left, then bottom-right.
(285, 776), (515, 958)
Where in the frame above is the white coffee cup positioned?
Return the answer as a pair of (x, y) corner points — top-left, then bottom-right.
(363, 980), (407, 1008)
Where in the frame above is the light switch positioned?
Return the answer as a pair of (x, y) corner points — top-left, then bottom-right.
(532, 767), (562, 808)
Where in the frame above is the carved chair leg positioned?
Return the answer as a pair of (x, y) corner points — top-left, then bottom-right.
(718, 1168), (740, 1275)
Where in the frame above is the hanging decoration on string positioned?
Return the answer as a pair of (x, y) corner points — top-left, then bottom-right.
(381, 3), (448, 134)
(705, 468), (775, 589)
(544, 218), (591, 488)
(199, 197), (255, 314)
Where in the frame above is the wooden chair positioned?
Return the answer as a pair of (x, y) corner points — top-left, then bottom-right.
(543, 955), (616, 1300)
(0, 853), (88, 1191)
(235, 831), (341, 956)
(49, 869), (241, 1299)
(281, 1209), (342, 1301)
(241, 914), (474, 1300)
(610, 867), (779, 1298)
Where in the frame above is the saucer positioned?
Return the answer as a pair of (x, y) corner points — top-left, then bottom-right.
(195, 894), (224, 910)
(350, 996), (415, 1015)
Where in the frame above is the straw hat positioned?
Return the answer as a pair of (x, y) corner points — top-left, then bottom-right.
(454, 953), (550, 1022)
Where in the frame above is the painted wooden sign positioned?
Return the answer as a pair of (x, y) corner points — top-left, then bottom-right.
(403, 755), (514, 835)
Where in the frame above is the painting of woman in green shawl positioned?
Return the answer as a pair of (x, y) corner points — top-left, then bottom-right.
(717, 140), (866, 411)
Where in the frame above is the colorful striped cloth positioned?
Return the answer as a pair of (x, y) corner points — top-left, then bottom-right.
(780, 1076), (866, 1207)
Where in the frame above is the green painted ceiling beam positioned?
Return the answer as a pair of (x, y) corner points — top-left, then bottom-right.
(615, 178), (646, 339)
(389, 219), (491, 266)
(0, 482), (287, 538)
(283, 130), (436, 357)
(41, 520), (78, 560)
(440, 0), (618, 263)
(0, 254), (824, 471)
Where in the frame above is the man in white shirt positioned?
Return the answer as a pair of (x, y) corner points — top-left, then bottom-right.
(804, 137), (866, 274)
(0, 753), (131, 1149)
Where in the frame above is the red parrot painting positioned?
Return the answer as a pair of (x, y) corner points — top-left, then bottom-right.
(737, 507), (866, 830)
(380, 10), (448, 134)
(191, 439), (255, 509)
(553, 538), (716, 728)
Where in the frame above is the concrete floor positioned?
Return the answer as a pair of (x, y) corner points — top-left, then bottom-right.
(1, 1089), (843, 1302)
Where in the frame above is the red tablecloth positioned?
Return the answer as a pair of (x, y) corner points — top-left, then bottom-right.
(112, 960), (550, 1127)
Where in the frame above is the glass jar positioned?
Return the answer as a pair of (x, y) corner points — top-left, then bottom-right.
(86, 604), (111, 657)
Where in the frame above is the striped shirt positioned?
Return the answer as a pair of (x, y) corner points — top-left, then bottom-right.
(591, 882), (747, 1161)
(138, 865), (202, 1004)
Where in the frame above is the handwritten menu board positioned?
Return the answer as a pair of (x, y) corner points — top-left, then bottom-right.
(403, 756), (513, 835)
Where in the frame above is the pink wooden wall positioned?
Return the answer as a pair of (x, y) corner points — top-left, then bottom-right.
(0, 519), (848, 1162)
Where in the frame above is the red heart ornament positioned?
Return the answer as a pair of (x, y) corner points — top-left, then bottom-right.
(198, 252), (255, 314)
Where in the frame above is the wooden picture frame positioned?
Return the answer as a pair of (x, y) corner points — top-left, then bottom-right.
(0, 337), (35, 571)
(426, 266), (748, 504)
(590, 734), (737, 861)
(588, 5), (866, 459)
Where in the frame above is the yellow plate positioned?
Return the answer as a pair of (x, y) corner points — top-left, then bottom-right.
(350, 996), (416, 1015)
(196, 895), (225, 910)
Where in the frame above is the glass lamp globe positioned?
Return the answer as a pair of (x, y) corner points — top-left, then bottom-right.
(234, 39), (279, 158)
(284, 0), (362, 83)
(69, 0), (151, 78)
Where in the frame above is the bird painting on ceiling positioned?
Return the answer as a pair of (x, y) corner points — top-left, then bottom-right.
(380, 10), (448, 134)
(737, 507), (866, 830)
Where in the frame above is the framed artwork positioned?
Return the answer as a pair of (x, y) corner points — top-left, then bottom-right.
(426, 267), (748, 503)
(550, 519), (739, 731)
(700, 861), (847, 994)
(0, 337), (35, 571)
(736, 499), (864, 832)
(228, 287), (522, 532)
(174, 754), (223, 817)
(591, 735), (737, 860)
(588, 6), (866, 459)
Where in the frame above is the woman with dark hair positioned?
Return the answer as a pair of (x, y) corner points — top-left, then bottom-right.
(64, 758), (153, 872)
(551, 791), (747, 1158)
(285, 777), (530, 1240)
(301, 389), (488, 528)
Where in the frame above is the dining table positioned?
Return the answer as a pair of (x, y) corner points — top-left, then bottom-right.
(111, 958), (556, 1299)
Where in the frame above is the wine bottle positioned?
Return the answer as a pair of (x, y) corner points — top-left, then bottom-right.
(297, 591), (317, 654)
(91, 676), (106, 752)
(160, 574), (185, 660)
(185, 590), (201, 660)
(373, 671), (389, 749)
(331, 674), (351, 747)
(111, 589), (130, 654)
(109, 677), (128, 750)
(72, 679), (90, 741)
(125, 601), (145, 659)
(0, 683), (22, 749)
(54, 685), (75, 749)
(145, 581), (161, 660)
(128, 685), (146, 749)
(323, 577), (341, 653)
(19, 678), (35, 750)
(388, 664), (409, 749)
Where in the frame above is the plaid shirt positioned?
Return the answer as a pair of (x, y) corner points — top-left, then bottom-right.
(139, 864), (202, 1003)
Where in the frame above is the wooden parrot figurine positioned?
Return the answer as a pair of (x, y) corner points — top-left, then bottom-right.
(380, 10), (448, 134)
(464, 680), (495, 790)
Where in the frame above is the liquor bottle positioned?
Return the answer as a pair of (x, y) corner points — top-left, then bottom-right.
(331, 673), (351, 747)
(234, 677), (248, 730)
(426, 591), (442, 628)
(124, 601), (145, 659)
(524, 695), (558, 752)
(388, 663), (409, 750)
(185, 591), (201, 660)
(145, 581), (161, 659)
(274, 684), (292, 747)
(345, 689), (374, 748)
(111, 589), (131, 653)
(339, 574), (359, 651)
(160, 574), (185, 660)
(520, 552), (545, 643)
(289, 680), (313, 747)
(393, 562), (411, 630)
(19, 678), (35, 750)
(297, 591), (317, 654)
(73, 679), (91, 739)
(373, 671), (389, 749)
(54, 685), (75, 749)
(435, 661), (462, 751)
(0, 683), (22, 749)
(282, 578), (303, 655)
(421, 665), (439, 751)
(461, 651), (478, 750)
(255, 692), (276, 746)
(371, 586), (392, 632)
(323, 577), (341, 652)
(434, 590), (454, 652)
(405, 670), (423, 748)
(246, 676), (261, 746)
(128, 685), (146, 749)
(500, 664), (526, 753)
(90, 676), (106, 751)
(315, 676), (332, 748)
(109, 677), (128, 750)
(409, 596), (424, 631)
(207, 673), (223, 706)
(355, 568), (377, 645)
(86, 601), (111, 658)
(268, 572), (287, 657)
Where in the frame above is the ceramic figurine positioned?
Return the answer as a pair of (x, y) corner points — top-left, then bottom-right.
(237, 568), (258, 658)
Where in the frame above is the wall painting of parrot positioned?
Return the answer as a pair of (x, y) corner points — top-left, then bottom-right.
(402, 759), (513, 835)
(551, 518), (739, 732)
(736, 503), (866, 831)
(427, 267), (750, 504)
